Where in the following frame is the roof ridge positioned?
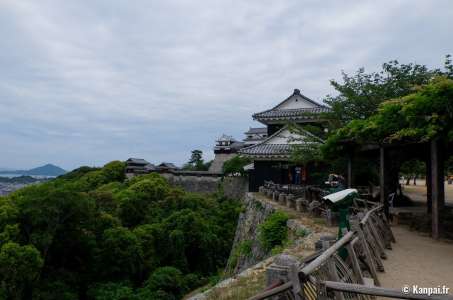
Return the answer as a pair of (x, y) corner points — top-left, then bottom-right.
(270, 89), (325, 110)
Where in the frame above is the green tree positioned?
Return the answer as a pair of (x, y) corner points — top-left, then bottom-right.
(288, 124), (324, 167)
(0, 199), (18, 233)
(189, 150), (203, 165)
(133, 224), (164, 272)
(183, 150), (210, 171)
(102, 161), (126, 182)
(88, 282), (136, 300)
(35, 280), (78, 300)
(0, 242), (43, 299)
(400, 160), (425, 185)
(0, 161), (241, 299)
(97, 227), (143, 281)
(323, 77), (453, 156)
(144, 267), (186, 300)
(222, 156), (251, 176)
(118, 175), (170, 227)
(324, 56), (453, 127)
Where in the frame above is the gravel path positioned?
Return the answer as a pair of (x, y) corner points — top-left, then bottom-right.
(380, 225), (453, 292)
(401, 180), (453, 204)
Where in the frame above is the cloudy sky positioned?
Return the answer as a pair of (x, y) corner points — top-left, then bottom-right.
(1, 0), (452, 170)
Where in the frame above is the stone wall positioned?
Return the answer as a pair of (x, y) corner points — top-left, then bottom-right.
(161, 172), (221, 194)
(225, 193), (275, 275)
(161, 172), (248, 199)
(208, 153), (237, 173)
(223, 177), (249, 200)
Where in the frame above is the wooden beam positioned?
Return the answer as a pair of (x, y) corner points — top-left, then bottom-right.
(300, 232), (354, 275)
(430, 139), (445, 239)
(322, 281), (453, 300)
(347, 154), (353, 188)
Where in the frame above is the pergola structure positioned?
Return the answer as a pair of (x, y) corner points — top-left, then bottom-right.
(346, 139), (452, 239)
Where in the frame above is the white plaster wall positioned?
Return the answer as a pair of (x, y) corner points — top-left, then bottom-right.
(275, 95), (318, 110)
(266, 129), (308, 144)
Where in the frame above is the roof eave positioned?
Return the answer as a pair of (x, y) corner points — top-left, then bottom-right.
(241, 154), (291, 160)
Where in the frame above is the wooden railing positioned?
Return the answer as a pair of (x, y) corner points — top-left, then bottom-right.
(248, 191), (452, 300)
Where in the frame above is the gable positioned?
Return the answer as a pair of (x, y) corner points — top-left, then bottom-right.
(264, 128), (320, 145)
(274, 94), (319, 110)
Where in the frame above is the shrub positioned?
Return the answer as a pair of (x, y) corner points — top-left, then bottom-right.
(295, 227), (310, 238)
(238, 240), (253, 257)
(258, 212), (289, 251)
(87, 282), (135, 300)
(145, 267), (186, 298)
(222, 156), (251, 176)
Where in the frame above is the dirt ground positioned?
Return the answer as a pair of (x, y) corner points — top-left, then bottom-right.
(401, 179), (453, 204)
(379, 225), (453, 292)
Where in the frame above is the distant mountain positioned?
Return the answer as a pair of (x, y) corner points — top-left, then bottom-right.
(25, 164), (67, 176)
(0, 164), (67, 177)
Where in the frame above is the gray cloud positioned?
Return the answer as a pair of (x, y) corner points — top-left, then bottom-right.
(0, 0), (452, 169)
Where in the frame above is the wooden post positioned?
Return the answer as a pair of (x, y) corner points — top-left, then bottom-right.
(346, 240), (364, 285)
(350, 218), (380, 286)
(362, 224), (385, 271)
(371, 213), (392, 249)
(289, 264), (302, 300)
(430, 139), (445, 239)
(347, 154), (353, 188)
(367, 221), (387, 259)
(342, 228), (364, 285)
(379, 147), (389, 217)
(381, 212), (396, 243)
(323, 241), (345, 300)
(426, 147), (432, 214)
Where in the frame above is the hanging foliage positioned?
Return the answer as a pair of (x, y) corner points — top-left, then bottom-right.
(322, 77), (453, 158)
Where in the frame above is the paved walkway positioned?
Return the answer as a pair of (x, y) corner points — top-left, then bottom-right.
(380, 225), (453, 291)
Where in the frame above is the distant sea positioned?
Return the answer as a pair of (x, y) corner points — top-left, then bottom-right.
(0, 173), (56, 179)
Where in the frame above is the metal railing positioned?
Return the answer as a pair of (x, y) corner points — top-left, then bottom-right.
(248, 192), (453, 300)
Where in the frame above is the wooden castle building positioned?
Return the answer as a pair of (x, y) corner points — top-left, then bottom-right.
(239, 89), (330, 191)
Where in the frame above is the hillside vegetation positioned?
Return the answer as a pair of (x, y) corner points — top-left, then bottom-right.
(0, 161), (241, 300)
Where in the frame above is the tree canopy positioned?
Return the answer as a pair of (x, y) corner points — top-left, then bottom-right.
(324, 55), (453, 127)
(290, 56), (453, 182)
(0, 161), (241, 299)
(323, 77), (453, 158)
(182, 150), (212, 171)
(222, 156), (251, 176)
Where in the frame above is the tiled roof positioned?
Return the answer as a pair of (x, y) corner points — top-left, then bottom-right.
(243, 136), (265, 142)
(240, 144), (291, 157)
(239, 126), (323, 159)
(217, 134), (235, 142)
(144, 163), (157, 171)
(158, 162), (178, 169)
(244, 127), (267, 134)
(253, 107), (330, 121)
(126, 158), (149, 165)
(230, 141), (245, 149)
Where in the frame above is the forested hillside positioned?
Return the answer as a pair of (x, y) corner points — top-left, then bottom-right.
(0, 161), (241, 300)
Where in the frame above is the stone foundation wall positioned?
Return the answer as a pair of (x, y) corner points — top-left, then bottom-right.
(161, 173), (248, 199)
(225, 193), (276, 275)
(223, 177), (249, 200)
(208, 153), (237, 173)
